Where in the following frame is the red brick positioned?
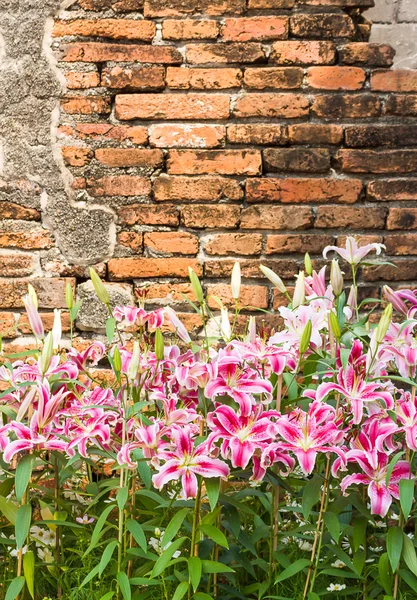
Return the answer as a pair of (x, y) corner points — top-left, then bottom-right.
(181, 205), (240, 228)
(233, 93), (309, 118)
(222, 17), (288, 42)
(290, 14), (355, 39)
(385, 95), (417, 117)
(337, 150), (417, 174)
(307, 66), (366, 90)
(266, 233), (333, 254)
(345, 126), (417, 148)
(0, 254), (37, 277)
(0, 278), (74, 309)
(385, 234), (417, 256)
(41, 259), (106, 279)
(270, 40), (336, 65)
(101, 66), (165, 90)
(144, 283), (197, 305)
(117, 232), (143, 253)
(108, 258), (202, 279)
(54, 19), (155, 40)
(248, 0), (294, 6)
(95, 148), (163, 168)
(0, 202), (40, 221)
(144, 0), (246, 16)
(115, 93), (230, 120)
(363, 260), (417, 282)
(163, 19), (219, 40)
(153, 175), (243, 201)
(311, 94), (381, 119)
(168, 149), (262, 176)
(0, 227), (54, 250)
(241, 206), (313, 229)
(246, 178), (362, 203)
(65, 71), (100, 89)
(18, 312), (71, 336)
(166, 67), (241, 89)
(78, 0), (143, 10)
(149, 124), (225, 148)
(144, 232), (199, 254)
(205, 258), (298, 279)
(186, 43), (265, 64)
(207, 284), (269, 309)
(371, 70), (417, 92)
(60, 96), (111, 115)
(61, 146), (93, 167)
(387, 208), (417, 231)
(315, 206), (387, 229)
(227, 124), (288, 145)
(162, 312), (203, 336)
(0, 312), (17, 338)
(263, 148), (331, 173)
(339, 43), (395, 67)
(244, 67), (303, 89)
(118, 204), (179, 226)
(289, 124), (342, 145)
(368, 180), (417, 202)
(205, 233), (263, 256)
(87, 176), (151, 197)
(62, 43), (182, 63)
(299, 0), (374, 5)
(75, 124), (148, 145)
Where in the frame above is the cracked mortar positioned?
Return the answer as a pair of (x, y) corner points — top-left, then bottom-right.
(0, 0), (116, 265)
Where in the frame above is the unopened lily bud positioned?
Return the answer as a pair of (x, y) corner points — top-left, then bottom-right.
(293, 271), (305, 308)
(89, 268), (110, 305)
(40, 332), (54, 375)
(383, 286), (408, 315)
(66, 281), (74, 310)
(52, 309), (62, 350)
(220, 307), (231, 341)
(260, 265), (287, 294)
(329, 311), (341, 340)
(28, 284), (38, 310)
(113, 346), (122, 373)
(188, 267), (204, 304)
(128, 341), (140, 381)
(330, 259), (344, 297)
(304, 253), (313, 276)
(155, 328), (164, 361)
(246, 316), (256, 344)
(299, 320), (312, 356)
(375, 303), (393, 344)
(231, 262), (241, 301)
(23, 292), (44, 339)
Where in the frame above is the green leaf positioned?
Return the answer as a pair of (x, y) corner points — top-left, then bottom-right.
(307, 593), (320, 600)
(99, 540), (118, 577)
(205, 478), (220, 512)
(198, 525), (228, 548)
(353, 516), (367, 552)
(189, 556), (202, 592)
(162, 507), (189, 547)
(117, 572), (131, 600)
(15, 455), (34, 503)
(399, 478), (414, 521)
(274, 559), (311, 584)
(302, 475), (322, 520)
(379, 553), (393, 595)
(117, 486), (129, 511)
(387, 527), (403, 572)
(402, 532), (417, 577)
(0, 495), (18, 524)
(151, 537), (187, 577)
(323, 512), (340, 543)
(106, 317), (116, 343)
(172, 581), (189, 600)
(15, 504), (31, 550)
(201, 560), (234, 574)
(5, 577), (25, 600)
(83, 504), (114, 557)
(126, 519), (147, 553)
(23, 551), (35, 599)
(99, 593), (114, 600)
(399, 568), (417, 593)
(194, 594), (214, 600)
(80, 565), (100, 588)
(129, 578), (161, 586)
(385, 452), (405, 486)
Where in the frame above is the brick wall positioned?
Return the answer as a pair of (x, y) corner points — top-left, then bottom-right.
(1, 0), (417, 348)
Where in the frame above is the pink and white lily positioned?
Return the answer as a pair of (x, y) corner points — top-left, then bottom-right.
(323, 236), (385, 266)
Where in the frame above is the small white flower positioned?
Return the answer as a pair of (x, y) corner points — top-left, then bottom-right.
(408, 533), (415, 540)
(331, 560), (345, 569)
(298, 539), (313, 552)
(327, 583), (347, 592)
(369, 546), (384, 553)
(149, 536), (181, 559)
(8, 545), (28, 558)
(373, 520), (387, 528)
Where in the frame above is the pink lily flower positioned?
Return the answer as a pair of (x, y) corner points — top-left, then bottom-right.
(270, 305), (327, 350)
(22, 293), (44, 339)
(68, 342), (106, 370)
(3, 414), (67, 463)
(152, 426), (229, 499)
(252, 443), (295, 481)
(232, 339), (296, 375)
(323, 236), (385, 266)
(395, 392), (417, 451)
(66, 411), (113, 458)
(165, 307), (191, 343)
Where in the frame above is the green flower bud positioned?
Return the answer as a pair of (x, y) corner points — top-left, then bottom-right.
(375, 303), (393, 344)
(113, 346), (122, 373)
(65, 281), (74, 310)
(299, 320), (312, 356)
(304, 253), (313, 276)
(155, 328), (165, 361)
(329, 311), (341, 340)
(40, 332), (54, 375)
(330, 259), (344, 297)
(89, 268), (110, 305)
(188, 267), (204, 304)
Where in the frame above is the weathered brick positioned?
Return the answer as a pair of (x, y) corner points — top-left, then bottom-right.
(87, 176), (151, 197)
(62, 43), (182, 63)
(311, 94), (381, 118)
(186, 43), (265, 64)
(246, 178), (362, 203)
(143, 283), (197, 305)
(163, 19), (219, 40)
(0, 312), (16, 338)
(0, 278), (74, 309)
(117, 232), (143, 253)
(109, 258), (202, 279)
(162, 312), (203, 335)
(222, 17), (288, 42)
(307, 66), (366, 90)
(387, 208), (417, 230)
(0, 202), (40, 221)
(233, 93), (309, 118)
(339, 43), (395, 67)
(270, 41), (336, 65)
(101, 66), (165, 90)
(18, 312), (71, 336)
(144, 232), (199, 254)
(371, 70), (417, 92)
(166, 67), (241, 89)
(144, 0), (246, 16)
(263, 148), (331, 173)
(363, 260), (417, 282)
(337, 150), (417, 174)
(289, 124), (343, 145)
(154, 175), (243, 201)
(65, 71), (100, 89)
(54, 19), (155, 41)
(265, 233), (333, 254)
(0, 224), (54, 250)
(205, 233), (263, 255)
(78, 0), (143, 10)
(227, 124), (288, 145)
(181, 205), (240, 228)
(0, 254), (37, 277)
(205, 258), (298, 279)
(299, 0), (374, 4)
(61, 96), (111, 115)
(73, 124), (148, 145)
(385, 95), (417, 117)
(385, 234), (417, 256)
(115, 93), (230, 120)
(248, 0), (294, 6)
(167, 149), (262, 175)
(61, 146), (93, 167)
(207, 284), (269, 309)
(95, 148), (163, 168)
(368, 180), (417, 201)
(243, 67), (303, 89)
(240, 206), (313, 229)
(345, 126), (417, 148)
(315, 206), (387, 229)
(290, 14), (355, 39)
(118, 204), (179, 226)
(149, 124), (225, 148)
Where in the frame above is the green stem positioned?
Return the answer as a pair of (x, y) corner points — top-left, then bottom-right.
(189, 479), (203, 600)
